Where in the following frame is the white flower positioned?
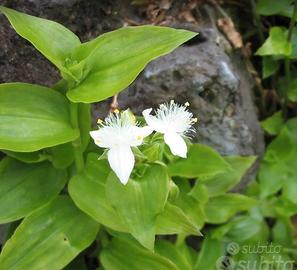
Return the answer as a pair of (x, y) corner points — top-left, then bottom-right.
(90, 110), (152, 185)
(142, 101), (197, 158)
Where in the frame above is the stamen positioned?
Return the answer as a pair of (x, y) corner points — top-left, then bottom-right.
(137, 135), (142, 140)
(95, 139), (101, 144)
(114, 109), (120, 114)
(97, 119), (103, 124)
(191, 118), (198, 123)
(185, 102), (190, 107)
(170, 99), (175, 105)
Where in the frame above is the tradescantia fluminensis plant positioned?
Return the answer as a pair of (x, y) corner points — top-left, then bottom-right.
(0, 6), (258, 270)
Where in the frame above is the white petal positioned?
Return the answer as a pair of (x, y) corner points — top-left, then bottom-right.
(142, 108), (165, 133)
(89, 130), (110, 148)
(130, 126), (153, 146)
(164, 132), (187, 158)
(108, 145), (135, 185)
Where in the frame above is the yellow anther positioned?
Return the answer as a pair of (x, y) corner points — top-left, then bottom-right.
(170, 99), (175, 105)
(114, 109), (120, 114)
(97, 119), (103, 124)
(137, 135), (142, 140)
(192, 118), (198, 123)
(185, 102), (190, 107)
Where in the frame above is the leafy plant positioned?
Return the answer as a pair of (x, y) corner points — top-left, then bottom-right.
(1, 1), (297, 269)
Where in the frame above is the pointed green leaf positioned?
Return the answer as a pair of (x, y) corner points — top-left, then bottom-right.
(69, 154), (198, 236)
(156, 203), (200, 236)
(175, 192), (205, 231)
(259, 127), (297, 199)
(1, 150), (48, 164)
(0, 6), (80, 71)
(203, 155), (257, 196)
(0, 158), (67, 224)
(261, 111), (284, 135)
(100, 237), (180, 270)
(69, 154), (127, 232)
(67, 26), (197, 102)
(262, 56), (279, 79)
(0, 83), (79, 152)
(155, 240), (192, 270)
(0, 196), (99, 270)
(106, 164), (169, 250)
(204, 194), (257, 224)
(168, 144), (231, 179)
(194, 236), (224, 270)
(256, 27), (292, 56)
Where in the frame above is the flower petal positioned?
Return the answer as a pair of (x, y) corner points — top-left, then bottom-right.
(108, 145), (135, 185)
(142, 108), (165, 133)
(131, 126), (153, 146)
(164, 132), (187, 158)
(89, 130), (110, 148)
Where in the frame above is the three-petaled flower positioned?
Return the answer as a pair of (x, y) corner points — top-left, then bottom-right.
(90, 110), (152, 185)
(142, 101), (197, 158)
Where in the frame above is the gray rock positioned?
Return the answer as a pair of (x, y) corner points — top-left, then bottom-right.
(116, 26), (264, 158)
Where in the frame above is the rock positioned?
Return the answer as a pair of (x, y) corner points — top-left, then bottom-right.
(112, 25), (265, 157)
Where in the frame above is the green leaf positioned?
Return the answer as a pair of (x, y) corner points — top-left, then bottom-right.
(282, 175), (297, 203)
(47, 143), (74, 169)
(272, 218), (294, 246)
(204, 194), (257, 224)
(156, 203), (200, 236)
(262, 56), (279, 79)
(168, 144), (231, 179)
(189, 182), (209, 204)
(203, 156), (257, 196)
(0, 6), (80, 73)
(155, 240), (192, 270)
(259, 127), (297, 199)
(67, 26), (197, 103)
(0, 83), (78, 152)
(287, 78), (297, 102)
(0, 158), (67, 224)
(106, 164), (169, 250)
(0, 196), (99, 270)
(256, 0), (294, 18)
(263, 127), (294, 162)
(213, 215), (266, 243)
(261, 111), (284, 135)
(1, 150), (49, 164)
(69, 154), (199, 236)
(256, 27), (292, 56)
(69, 154), (127, 232)
(175, 192), (205, 231)
(259, 161), (286, 198)
(194, 236), (224, 270)
(100, 236), (180, 270)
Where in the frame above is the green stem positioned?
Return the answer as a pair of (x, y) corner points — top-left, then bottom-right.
(70, 102), (84, 172)
(285, 0), (297, 83)
(283, 0), (297, 117)
(287, 0), (297, 42)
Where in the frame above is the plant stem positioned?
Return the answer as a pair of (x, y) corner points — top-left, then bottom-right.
(70, 102), (84, 172)
(283, 0), (297, 117)
(287, 0), (297, 42)
(285, 0), (297, 83)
